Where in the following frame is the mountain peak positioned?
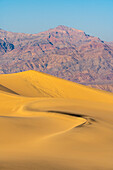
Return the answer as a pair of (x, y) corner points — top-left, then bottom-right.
(55, 25), (84, 33)
(56, 25), (70, 30)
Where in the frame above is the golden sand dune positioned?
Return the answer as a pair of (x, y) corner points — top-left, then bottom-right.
(0, 70), (113, 170)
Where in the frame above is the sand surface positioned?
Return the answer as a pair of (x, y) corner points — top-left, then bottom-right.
(0, 70), (113, 170)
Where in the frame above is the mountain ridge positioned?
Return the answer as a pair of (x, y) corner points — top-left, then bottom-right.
(0, 25), (113, 89)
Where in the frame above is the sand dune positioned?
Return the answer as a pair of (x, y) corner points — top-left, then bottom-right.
(0, 70), (113, 170)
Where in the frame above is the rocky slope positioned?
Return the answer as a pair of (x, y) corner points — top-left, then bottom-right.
(0, 38), (14, 55)
(0, 25), (113, 87)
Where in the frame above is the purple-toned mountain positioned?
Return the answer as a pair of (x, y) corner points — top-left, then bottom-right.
(0, 38), (14, 55)
(0, 25), (113, 87)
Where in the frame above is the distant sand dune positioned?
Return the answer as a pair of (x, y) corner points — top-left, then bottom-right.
(0, 70), (113, 170)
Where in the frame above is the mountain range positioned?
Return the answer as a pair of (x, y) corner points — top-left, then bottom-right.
(0, 25), (113, 91)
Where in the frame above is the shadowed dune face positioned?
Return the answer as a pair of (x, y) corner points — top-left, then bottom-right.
(0, 70), (113, 170)
(0, 84), (19, 95)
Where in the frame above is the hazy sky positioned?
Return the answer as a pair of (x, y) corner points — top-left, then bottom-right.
(0, 0), (113, 41)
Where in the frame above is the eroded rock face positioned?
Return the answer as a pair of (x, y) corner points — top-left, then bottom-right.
(0, 39), (14, 54)
(0, 25), (113, 85)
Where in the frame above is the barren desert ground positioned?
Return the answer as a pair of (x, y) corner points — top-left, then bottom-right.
(0, 70), (113, 170)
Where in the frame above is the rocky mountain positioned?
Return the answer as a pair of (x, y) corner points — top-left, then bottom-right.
(0, 38), (14, 55)
(106, 41), (113, 47)
(0, 25), (113, 88)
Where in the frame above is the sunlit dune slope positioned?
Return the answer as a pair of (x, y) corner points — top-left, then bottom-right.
(0, 70), (113, 170)
(0, 70), (113, 102)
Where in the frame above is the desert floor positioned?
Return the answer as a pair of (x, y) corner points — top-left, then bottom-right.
(0, 70), (113, 170)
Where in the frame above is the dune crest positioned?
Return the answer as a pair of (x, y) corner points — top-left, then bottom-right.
(0, 70), (113, 170)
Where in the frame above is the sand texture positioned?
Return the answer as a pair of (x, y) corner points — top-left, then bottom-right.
(0, 70), (113, 170)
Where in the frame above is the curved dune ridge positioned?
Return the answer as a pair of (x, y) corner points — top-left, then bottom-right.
(0, 70), (113, 170)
